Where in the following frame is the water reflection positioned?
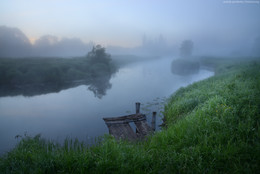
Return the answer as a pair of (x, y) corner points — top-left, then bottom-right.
(171, 59), (200, 76)
(0, 71), (114, 98)
(88, 75), (112, 99)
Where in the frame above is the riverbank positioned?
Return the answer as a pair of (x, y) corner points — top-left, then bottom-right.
(0, 56), (117, 97)
(0, 57), (259, 173)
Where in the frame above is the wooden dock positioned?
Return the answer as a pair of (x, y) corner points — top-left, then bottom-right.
(103, 102), (156, 141)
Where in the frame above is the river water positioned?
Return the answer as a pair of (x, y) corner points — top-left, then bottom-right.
(0, 57), (214, 154)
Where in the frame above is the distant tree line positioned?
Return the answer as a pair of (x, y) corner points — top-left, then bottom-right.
(252, 36), (260, 57)
(0, 26), (94, 57)
(180, 40), (194, 58)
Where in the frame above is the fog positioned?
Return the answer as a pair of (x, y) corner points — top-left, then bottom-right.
(1, 0), (260, 157)
(0, 0), (259, 58)
(1, 25), (259, 58)
(0, 26), (94, 57)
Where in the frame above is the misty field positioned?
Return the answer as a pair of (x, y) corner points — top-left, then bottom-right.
(0, 57), (259, 173)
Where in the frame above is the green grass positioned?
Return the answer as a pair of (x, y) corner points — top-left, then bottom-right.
(0, 58), (259, 173)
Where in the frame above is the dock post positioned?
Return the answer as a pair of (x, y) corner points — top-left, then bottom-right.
(152, 112), (156, 131)
(136, 102), (140, 114)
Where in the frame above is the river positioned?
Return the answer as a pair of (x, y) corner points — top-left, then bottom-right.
(0, 57), (214, 154)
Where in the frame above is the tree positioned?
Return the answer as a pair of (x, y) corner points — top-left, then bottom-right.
(86, 45), (114, 98)
(0, 26), (32, 57)
(87, 45), (111, 64)
(180, 40), (194, 58)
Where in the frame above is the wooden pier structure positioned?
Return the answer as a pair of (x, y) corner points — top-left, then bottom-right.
(103, 102), (156, 141)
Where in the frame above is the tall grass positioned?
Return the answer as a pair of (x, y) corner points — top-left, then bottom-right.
(0, 58), (259, 173)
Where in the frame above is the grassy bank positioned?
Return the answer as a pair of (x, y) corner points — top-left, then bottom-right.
(0, 58), (259, 173)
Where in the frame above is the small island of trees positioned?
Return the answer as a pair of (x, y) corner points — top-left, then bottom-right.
(0, 45), (117, 97)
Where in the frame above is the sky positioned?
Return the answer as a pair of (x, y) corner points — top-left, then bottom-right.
(0, 0), (260, 48)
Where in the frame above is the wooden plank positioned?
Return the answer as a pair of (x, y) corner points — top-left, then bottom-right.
(135, 120), (153, 138)
(103, 102), (155, 140)
(103, 114), (146, 124)
(105, 123), (137, 141)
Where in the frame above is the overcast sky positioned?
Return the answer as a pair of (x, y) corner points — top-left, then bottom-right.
(0, 0), (259, 47)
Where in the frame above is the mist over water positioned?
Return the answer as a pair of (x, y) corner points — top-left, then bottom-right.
(0, 57), (214, 154)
